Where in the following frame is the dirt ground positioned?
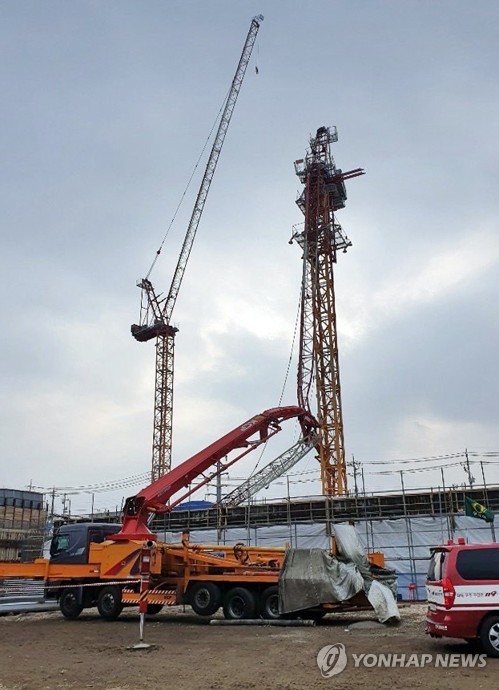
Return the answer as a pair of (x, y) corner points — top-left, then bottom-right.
(0, 604), (497, 690)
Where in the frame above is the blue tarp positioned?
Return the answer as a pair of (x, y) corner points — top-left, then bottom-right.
(171, 500), (214, 512)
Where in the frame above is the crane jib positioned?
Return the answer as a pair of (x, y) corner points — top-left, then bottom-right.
(132, 16), (265, 481)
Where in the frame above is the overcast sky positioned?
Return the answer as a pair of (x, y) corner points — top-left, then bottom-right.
(1, 1), (498, 515)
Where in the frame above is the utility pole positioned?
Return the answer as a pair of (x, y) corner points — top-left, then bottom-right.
(441, 466), (452, 540)
(351, 455), (360, 497)
(462, 448), (475, 489)
(216, 460), (223, 504)
(480, 461), (496, 542)
(50, 488), (55, 522)
(360, 466), (371, 551)
(286, 475), (292, 545)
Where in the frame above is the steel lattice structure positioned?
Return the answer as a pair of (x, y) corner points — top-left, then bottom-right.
(131, 16), (263, 482)
(219, 436), (316, 508)
(292, 126), (364, 496)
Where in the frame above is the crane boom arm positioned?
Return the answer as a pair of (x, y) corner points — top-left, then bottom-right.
(161, 14), (263, 324)
(113, 405), (316, 540)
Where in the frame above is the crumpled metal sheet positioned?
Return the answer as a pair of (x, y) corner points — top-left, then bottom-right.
(333, 523), (398, 599)
(278, 526), (400, 623)
(278, 548), (364, 614)
(367, 579), (400, 623)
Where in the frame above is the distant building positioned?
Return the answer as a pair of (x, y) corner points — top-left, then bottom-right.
(0, 488), (47, 561)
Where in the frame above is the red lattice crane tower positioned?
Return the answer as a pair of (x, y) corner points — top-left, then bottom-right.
(291, 126), (364, 496)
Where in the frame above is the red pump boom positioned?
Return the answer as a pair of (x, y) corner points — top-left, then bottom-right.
(114, 406), (316, 541)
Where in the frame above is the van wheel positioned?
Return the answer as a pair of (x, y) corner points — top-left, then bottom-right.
(464, 637), (481, 651)
(480, 615), (499, 657)
(260, 585), (279, 619)
(223, 587), (256, 620)
(59, 588), (83, 619)
(189, 582), (222, 616)
(97, 585), (123, 621)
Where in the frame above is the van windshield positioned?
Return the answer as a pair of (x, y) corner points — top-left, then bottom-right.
(427, 550), (446, 581)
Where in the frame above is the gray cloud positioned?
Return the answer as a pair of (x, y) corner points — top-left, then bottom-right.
(1, 1), (498, 512)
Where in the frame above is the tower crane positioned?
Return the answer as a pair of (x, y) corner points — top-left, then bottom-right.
(291, 126), (364, 496)
(219, 126), (364, 507)
(131, 15), (264, 482)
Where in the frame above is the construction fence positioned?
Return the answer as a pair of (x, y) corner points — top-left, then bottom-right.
(157, 515), (496, 602)
(154, 483), (499, 601)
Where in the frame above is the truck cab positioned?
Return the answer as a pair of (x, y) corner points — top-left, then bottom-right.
(50, 523), (121, 564)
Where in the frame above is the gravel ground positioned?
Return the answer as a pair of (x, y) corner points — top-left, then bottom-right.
(0, 604), (497, 689)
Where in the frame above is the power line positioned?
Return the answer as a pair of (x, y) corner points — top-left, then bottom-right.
(31, 452), (499, 496)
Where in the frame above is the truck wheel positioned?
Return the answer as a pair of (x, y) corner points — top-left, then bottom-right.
(223, 587), (256, 620)
(59, 588), (83, 620)
(260, 585), (279, 620)
(189, 582), (222, 616)
(303, 609), (326, 622)
(97, 585), (123, 621)
(479, 615), (499, 657)
(146, 604), (164, 615)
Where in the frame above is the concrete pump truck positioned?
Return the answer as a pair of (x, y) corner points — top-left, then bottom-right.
(0, 407), (320, 621)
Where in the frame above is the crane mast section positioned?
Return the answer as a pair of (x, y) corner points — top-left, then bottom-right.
(162, 15), (263, 324)
(293, 126), (364, 496)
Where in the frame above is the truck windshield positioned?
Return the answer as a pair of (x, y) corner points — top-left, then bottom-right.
(51, 534), (70, 554)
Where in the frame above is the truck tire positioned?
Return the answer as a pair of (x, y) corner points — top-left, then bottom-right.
(97, 585), (123, 621)
(303, 608), (326, 622)
(260, 585), (279, 620)
(479, 615), (499, 657)
(59, 588), (83, 620)
(146, 604), (164, 615)
(189, 582), (222, 616)
(223, 587), (257, 620)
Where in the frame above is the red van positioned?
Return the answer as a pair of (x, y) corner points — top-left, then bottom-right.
(426, 540), (499, 657)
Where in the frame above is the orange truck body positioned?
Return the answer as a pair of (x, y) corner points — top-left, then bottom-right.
(0, 533), (385, 617)
(0, 409), (385, 619)
(0, 533), (286, 613)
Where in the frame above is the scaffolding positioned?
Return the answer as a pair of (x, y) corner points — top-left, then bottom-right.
(152, 481), (499, 601)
